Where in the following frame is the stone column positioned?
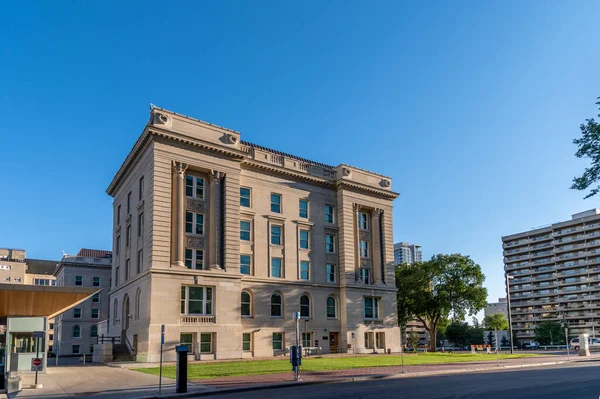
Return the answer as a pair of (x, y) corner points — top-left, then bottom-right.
(372, 209), (384, 285)
(353, 203), (362, 282)
(171, 161), (188, 268)
(208, 170), (225, 270)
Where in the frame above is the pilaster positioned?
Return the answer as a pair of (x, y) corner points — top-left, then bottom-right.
(372, 208), (383, 285)
(208, 170), (225, 270)
(171, 161), (188, 268)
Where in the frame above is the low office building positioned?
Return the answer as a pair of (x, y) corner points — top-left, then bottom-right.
(503, 209), (600, 344)
(393, 242), (422, 265)
(106, 107), (401, 362)
(54, 249), (112, 356)
(485, 297), (508, 320)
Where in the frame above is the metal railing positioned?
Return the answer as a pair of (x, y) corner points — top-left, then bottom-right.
(96, 335), (121, 344)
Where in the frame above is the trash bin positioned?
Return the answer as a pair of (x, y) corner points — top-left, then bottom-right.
(8, 374), (22, 393)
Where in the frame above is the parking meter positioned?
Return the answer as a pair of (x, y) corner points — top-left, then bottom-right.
(175, 345), (189, 393)
(290, 345), (302, 380)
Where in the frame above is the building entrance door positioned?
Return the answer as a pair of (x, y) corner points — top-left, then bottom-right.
(329, 332), (339, 353)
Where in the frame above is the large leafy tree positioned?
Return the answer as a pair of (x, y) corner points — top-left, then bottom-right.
(445, 321), (472, 347)
(534, 321), (563, 345)
(571, 97), (600, 198)
(396, 254), (488, 351)
(484, 313), (509, 331)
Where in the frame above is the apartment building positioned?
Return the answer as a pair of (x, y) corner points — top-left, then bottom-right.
(105, 107), (401, 362)
(54, 249), (112, 356)
(484, 297), (508, 320)
(503, 209), (600, 344)
(393, 242), (422, 265)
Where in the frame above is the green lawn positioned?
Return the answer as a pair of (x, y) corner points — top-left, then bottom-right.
(135, 353), (539, 380)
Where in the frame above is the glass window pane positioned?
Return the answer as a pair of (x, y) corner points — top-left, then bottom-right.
(188, 300), (203, 314)
(189, 287), (203, 300)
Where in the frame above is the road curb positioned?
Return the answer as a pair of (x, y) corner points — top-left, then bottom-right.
(137, 359), (585, 398)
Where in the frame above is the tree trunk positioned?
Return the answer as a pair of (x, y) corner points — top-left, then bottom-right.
(429, 328), (437, 352)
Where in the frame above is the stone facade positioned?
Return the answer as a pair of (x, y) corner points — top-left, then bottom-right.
(106, 107), (401, 362)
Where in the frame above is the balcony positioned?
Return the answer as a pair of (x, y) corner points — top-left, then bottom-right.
(555, 226), (583, 236)
(180, 315), (216, 324)
(554, 235), (586, 245)
(555, 252), (587, 261)
(554, 243), (586, 254)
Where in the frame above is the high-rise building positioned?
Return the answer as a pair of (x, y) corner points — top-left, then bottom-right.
(394, 242), (422, 265)
(503, 209), (600, 344)
(54, 249), (112, 356)
(105, 107), (401, 362)
(484, 297), (508, 320)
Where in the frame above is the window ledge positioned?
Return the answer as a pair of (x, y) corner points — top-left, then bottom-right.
(240, 209), (256, 216)
(137, 200), (145, 211)
(267, 214), (286, 222)
(125, 214), (132, 224)
(294, 219), (314, 227)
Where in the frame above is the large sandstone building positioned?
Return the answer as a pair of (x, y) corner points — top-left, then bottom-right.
(106, 107), (401, 362)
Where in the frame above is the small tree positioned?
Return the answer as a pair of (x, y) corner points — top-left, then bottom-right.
(486, 331), (495, 347)
(535, 321), (563, 345)
(407, 330), (421, 352)
(484, 313), (509, 331)
(501, 335), (509, 348)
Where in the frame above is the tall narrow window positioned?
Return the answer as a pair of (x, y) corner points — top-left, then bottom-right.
(180, 333), (193, 352)
(75, 276), (83, 286)
(73, 308), (82, 319)
(115, 266), (120, 287)
(271, 193), (282, 213)
(92, 277), (100, 287)
(91, 309), (99, 319)
(138, 212), (144, 237)
(240, 187), (251, 207)
(299, 230), (309, 249)
(117, 205), (121, 225)
(127, 191), (131, 214)
(137, 249), (143, 273)
(271, 225), (282, 245)
(272, 332), (283, 350)
(200, 333), (212, 353)
(326, 264), (336, 283)
(139, 176), (144, 201)
(326, 235), (335, 253)
(116, 235), (120, 255)
(358, 212), (368, 230)
(126, 225), (131, 247)
(360, 240), (369, 257)
(299, 199), (308, 218)
(241, 291), (252, 317)
(72, 325), (81, 338)
(360, 268), (370, 284)
(300, 295), (310, 318)
(243, 333), (252, 351)
(240, 221), (251, 241)
(327, 296), (337, 318)
(325, 205), (335, 223)
(91, 325), (98, 338)
(185, 248), (204, 269)
(270, 293), (282, 317)
(271, 258), (282, 278)
(185, 175), (204, 199)
(92, 293), (100, 303)
(300, 261), (310, 280)
(240, 255), (251, 275)
(185, 212), (204, 234)
(135, 288), (141, 319)
(364, 297), (379, 319)
(125, 259), (131, 280)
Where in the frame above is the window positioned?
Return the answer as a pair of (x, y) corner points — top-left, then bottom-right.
(75, 276), (83, 286)
(200, 333), (212, 353)
(358, 212), (368, 230)
(360, 240), (369, 258)
(299, 230), (309, 249)
(138, 212), (144, 237)
(72, 345), (81, 354)
(272, 332), (284, 350)
(240, 221), (251, 241)
(185, 248), (204, 270)
(241, 291), (252, 317)
(271, 193), (282, 213)
(13, 277), (21, 282)
(72, 325), (81, 338)
(300, 261), (310, 280)
(180, 333), (194, 352)
(135, 288), (141, 319)
(326, 235), (335, 253)
(243, 333), (252, 351)
(137, 249), (143, 273)
(327, 296), (337, 318)
(115, 266), (120, 286)
(271, 293), (282, 317)
(125, 259), (131, 280)
(92, 277), (100, 287)
(139, 176), (144, 200)
(240, 187), (251, 207)
(326, 264), (336, 283)
(376, 332), (386, 349)
(271, 225), (282, 245)
(300, 294), (310, 318)
(91, 325), (98, 338)
(240, 255), (251, 275)
(11, 333), (44, 353)
(91, 309), (99, 319)
(271, 258), (282, 278)
(117, 205), (121, 225)
(185, 175), (205, 199)
(186, 212), (204, 235)
(364, 332), (373, 349)
(126, 225), (131, 247)
(92, 293), (100, 303)
(127, 191), (131, 214)
(116, 235), (121, 255)
(325, 205), (335, 223)
(113, 299), (118, 325)
(181, 286), (213, 315)
(74, 308), (82, 319)
(360, 268), (371, 284)
(49, 334), (53, 340)
(299, 199), (308, 218)
(49, 323), (54, 330)
(302, 332), (312, 348)
(364, 297), (379, 319)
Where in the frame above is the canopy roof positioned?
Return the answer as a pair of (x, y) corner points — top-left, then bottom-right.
(0, 284), (99, 318)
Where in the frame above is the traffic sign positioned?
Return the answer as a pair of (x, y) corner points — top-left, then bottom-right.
(31, 358), (43, 371)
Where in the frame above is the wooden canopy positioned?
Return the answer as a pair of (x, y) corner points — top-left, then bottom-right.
(0, 284), (99, 318)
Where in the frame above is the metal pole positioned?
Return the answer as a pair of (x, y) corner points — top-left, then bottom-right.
(400, 325), (405, 374)
(35, 336), (40, 386)
(506, 274), (514, 354)
(495, 328), (499, 366)
(295, 313), (300, 381)
(565, 327), (570, 361)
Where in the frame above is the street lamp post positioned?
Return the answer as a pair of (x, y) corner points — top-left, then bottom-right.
(506, 274), (515, 354)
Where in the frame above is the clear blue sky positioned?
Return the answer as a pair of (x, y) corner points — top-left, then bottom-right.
(1, 1), (599, 304)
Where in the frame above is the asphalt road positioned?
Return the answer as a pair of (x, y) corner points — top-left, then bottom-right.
(209, 362), (600, 399)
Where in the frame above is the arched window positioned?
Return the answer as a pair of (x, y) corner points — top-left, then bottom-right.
(113, 299), (118, 325)
(241, 291), (252, 317)
(300, 294), (310, 318)
(326, 296), (337, 318)
(135, 288), (141, 320)
(90, 325), (98, 338)
(271, 293), (282, 317)
(72, 325), (81, 338)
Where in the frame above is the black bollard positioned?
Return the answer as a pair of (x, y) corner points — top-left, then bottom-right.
(175, 345), (189, 393)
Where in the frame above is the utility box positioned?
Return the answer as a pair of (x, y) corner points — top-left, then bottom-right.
(579, 333), (590, 357)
